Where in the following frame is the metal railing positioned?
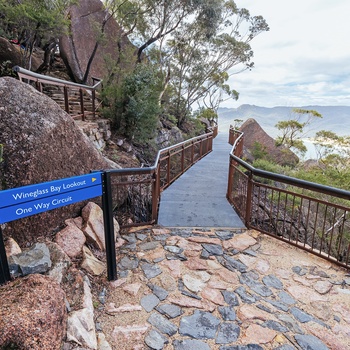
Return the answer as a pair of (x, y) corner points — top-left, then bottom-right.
(13, 66), (102, 121)
(105, 128), (216, 228)
(0, 127), (216, 284)
(227, 126), (350, 269)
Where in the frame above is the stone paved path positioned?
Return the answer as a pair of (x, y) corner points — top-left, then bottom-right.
(98, 226), (350, 350)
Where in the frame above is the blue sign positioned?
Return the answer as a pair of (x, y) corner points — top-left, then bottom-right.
(0, 172), (103, 224)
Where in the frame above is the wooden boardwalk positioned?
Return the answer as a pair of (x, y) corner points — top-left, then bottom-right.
(158, 131), (245, 228)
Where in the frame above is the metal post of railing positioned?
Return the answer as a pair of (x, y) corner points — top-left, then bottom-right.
(0, 227), (11, 285)
(64, 86), (69, 114)
(167, 151), (171, 185)
(101, 171), (117, 281)
(238, 137), (243, 157)
(191, 140), (195, 164)
(226, 157), (234, 200)
(181, 145), (185, 172)
(36, 81), (42, 93)
(79, 88), (85, 121)
(202, 137), (207, 156)
(152, 165), (161, 222)
(245, 171), (254, 228)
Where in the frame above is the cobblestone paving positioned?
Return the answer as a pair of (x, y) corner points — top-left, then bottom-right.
(98, 227), (350, 350)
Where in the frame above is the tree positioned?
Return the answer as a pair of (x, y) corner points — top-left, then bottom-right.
(251, 141), (268, 160)
(98, 0), (268, 143)
(101, 0), (268, 127)
(313, 130), (350, 170)
(193, 107), (218, 127)
(81, 0), (137, 83)
(102, 62), (161, 142)
(164, 2), (268, 126)
(275, 108), (322, 156)
(0, 0), (72, 70)
(232, 118), (243, 129)
(110, 0), (222, 63)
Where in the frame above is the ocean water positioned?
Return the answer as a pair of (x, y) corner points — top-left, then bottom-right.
(300, 139), (317, 160)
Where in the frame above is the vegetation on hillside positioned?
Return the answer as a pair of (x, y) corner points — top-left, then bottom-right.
(275, 108), (322, 157)
(0, 0), (73, 70)
(98, 0), (269, 142)
(248, 109), (350, 192)
(0, 0), (269, 147)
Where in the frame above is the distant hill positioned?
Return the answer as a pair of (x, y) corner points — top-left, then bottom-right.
(218, 105), (350, 138)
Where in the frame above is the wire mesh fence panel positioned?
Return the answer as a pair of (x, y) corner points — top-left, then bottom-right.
(248, 181), (350, 266)
(110, 172), (154, 227)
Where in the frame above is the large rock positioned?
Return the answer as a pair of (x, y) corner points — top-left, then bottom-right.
(66, 277), (97, 349)
(155, 125), (184, 149)
(59, 0), (134, 84)
(4, 237), (22, 256)
(82, 201), (120, 250)
(0, 77), (119, 244)
(55, 224), (86, 258)
(0, 36), (42, 72)
(240, 118), (299, 166)
(81, 245), (105, 276)
(8, 242), (52, 277)
(0, 274), (67, 350)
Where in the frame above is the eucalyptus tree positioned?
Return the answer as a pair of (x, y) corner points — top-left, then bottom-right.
(107, 0), (220, 62)
(0, 0), (73, 70)
(102, 0), (268, 133)
(275, 108), (322, 156)
(314, 130), (350, 171)
(162, 1), (269, 126)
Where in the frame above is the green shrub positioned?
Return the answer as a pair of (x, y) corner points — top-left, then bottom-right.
(102, 63), (161, 143)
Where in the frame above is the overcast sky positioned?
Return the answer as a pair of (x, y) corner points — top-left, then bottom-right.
(223, 0), (350, 108)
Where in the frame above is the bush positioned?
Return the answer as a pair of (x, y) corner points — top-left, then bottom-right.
(253, 159), (290, 175)
(251, 141), (268, 161)
(102, 63), (161, 143)
(0, 61), (16, 78)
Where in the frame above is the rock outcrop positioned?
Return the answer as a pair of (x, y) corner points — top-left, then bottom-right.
(240, 118), (299, 166)
(0, 37), (42, 72)
(0, 274), (67, 350)
(59, 0), (134, 84)
(0, 77), (119, 244)
(155, 125), (184, 150)
(0, 202), (117, 350)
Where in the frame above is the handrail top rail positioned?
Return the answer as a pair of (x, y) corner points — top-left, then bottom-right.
(13, 66), (102, 90)
(229, 126), (350, 200)
(106, 130), (215, 175)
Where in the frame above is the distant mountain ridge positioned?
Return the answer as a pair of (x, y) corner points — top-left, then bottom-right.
(218, 105), (350, 138)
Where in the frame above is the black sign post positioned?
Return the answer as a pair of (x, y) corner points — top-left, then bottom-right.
(0, 227), (11, 284)
(102, 171), (117, 281)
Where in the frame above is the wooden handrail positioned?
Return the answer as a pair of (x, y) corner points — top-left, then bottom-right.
(13, 66), (102, 120)
(13, 66), (102, 89)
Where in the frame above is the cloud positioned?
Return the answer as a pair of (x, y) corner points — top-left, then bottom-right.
(224, 0), (350, 107)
